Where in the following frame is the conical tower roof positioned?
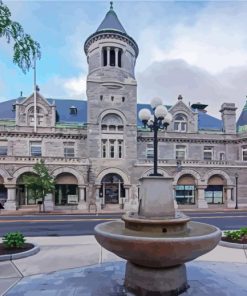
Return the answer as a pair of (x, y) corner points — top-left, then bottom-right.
(97, 2), (126, 34)
(237, 99), (247, 132)
(84, 2), (138, 57)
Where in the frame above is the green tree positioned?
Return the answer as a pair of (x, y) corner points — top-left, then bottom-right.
(24, 160), (55, 212)
(0, 0), (41, 73)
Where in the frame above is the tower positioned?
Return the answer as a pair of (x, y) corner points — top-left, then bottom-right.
(84, 3), (139, 162)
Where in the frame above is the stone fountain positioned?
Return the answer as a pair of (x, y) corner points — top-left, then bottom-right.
(95, 176), (221, 295)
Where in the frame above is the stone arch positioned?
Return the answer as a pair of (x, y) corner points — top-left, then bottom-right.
(51, 167), (85, 186)
(173, 169), (201, 185)
(24, 103), (46, 115)
(203, 170), (232, 186)
(0, 167), (11, 179)
(95, 167), (130, 186)
(142, 168), (171, 178)
(13, 166), (36, 180)
(97, 109), (127, 124)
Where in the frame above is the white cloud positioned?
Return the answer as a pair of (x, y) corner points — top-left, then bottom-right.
(137, 59), (247, 119)
(41, 74), (87, 99)
(136, 2), (247, 74)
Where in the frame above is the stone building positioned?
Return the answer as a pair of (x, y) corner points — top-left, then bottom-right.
(0, 4), (247, 211)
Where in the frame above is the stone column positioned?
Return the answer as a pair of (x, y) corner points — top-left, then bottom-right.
(77, 185), (87, 210)
(197, 186), (208, 208)
(226, 186), (235, 208)
(4, 185), (17, 210)
(95, 185), (102, 211)
(173, 188), (178, 209)
(107, 47), (110, 66)
(115, 48), (118, 67)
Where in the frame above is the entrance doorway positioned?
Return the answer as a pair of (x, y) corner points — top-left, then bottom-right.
(101, 173), (124, 204)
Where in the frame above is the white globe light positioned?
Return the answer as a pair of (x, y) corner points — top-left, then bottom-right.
(163, 112), (173, 124)
(154, 105), (168, 120)
(147, 115), (154, 126)
(139, 108), (151, 121)
(150, 97), (163, 109)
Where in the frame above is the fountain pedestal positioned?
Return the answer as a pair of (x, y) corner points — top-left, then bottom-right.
(94, 176), (221, 295)
(125, 262), (188, 296)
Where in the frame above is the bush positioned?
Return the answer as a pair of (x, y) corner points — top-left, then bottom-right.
(2, 232), (26, 248)
(224, 227), (247, 241)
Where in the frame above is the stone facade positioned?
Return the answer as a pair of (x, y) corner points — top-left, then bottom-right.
(0, 5), (247, 211)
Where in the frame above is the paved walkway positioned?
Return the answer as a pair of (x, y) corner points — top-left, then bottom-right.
(0, 236), (247, 295)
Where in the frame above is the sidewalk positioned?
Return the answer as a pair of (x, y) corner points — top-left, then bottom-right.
(0, 235), (247, 295)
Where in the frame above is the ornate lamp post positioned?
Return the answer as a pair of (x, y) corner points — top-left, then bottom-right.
(235, 172), (239, 209)
(139, 97), (173, 176)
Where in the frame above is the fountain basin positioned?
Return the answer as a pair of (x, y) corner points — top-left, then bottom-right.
(95, 220), (221, 268)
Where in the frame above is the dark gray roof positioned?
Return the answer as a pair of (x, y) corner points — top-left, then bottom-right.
(97, 7), (126, 33)
(197, 111), (223, 131)
(0, 99), (223, 131)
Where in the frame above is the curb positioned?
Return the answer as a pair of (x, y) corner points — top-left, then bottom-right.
(219, 240), (247, 249)
(0, 244), (40, 261)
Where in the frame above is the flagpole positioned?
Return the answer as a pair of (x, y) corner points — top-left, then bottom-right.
(34, 54), (37, 133)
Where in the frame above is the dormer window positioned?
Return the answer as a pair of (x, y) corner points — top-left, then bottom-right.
(12, 104), (16, 112)
(28, 106), (44, 126)
(174, 114), (187, 132)
(70, 106), (77, 115)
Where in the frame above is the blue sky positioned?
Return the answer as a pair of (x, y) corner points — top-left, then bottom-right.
(1, 0), (247, 118)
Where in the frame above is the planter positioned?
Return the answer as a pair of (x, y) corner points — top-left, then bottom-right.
(0, 243), (40, 261)
(219, 237), (247, 249)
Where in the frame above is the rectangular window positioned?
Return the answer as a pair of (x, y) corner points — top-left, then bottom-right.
(175, 185), (195, 204)
(118, 140), (123, 158)
(0, 141), (8, 156)
(30, 142), (42, 156)
(64, 142), (75, 158)
(242, 147), (247, 161)
(102, 140), (107, 158)
(219, 152), (225, 161)
(110, 140), (115, 158)
(176, 145), (186, 160)
(0, 146), (7, 156)
(204, 147), (213, 160)
(146, 143), (154, 159)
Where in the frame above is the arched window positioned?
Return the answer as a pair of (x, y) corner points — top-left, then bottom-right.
(28, 106), (44, 126)
(118, 50), (122, 67)
(103, 48), (107, 66)
(174, 113), (187, 132)
(102, 47), (122, 67)
(110, 49), (115, 66)
(101, 113), (124, 159)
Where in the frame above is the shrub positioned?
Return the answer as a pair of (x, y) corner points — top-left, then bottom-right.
(2, 232), (26, 248)
(224, 227), (247, 241)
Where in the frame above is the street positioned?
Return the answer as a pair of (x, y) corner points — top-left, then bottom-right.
(0, 211), (246, 237)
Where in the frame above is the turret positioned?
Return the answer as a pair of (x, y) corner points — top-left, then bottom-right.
(85, 3), (138, 160)
(84, 2), (138, 78)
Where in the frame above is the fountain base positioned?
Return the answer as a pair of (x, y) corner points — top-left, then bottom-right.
(125, 261), (189, 296)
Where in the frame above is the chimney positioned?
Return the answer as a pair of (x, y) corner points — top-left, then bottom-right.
(220, 103), (237, 134)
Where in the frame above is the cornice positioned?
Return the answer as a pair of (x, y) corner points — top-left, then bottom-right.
(0, 131), (87, 140)
(84, 30), (139, 57)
